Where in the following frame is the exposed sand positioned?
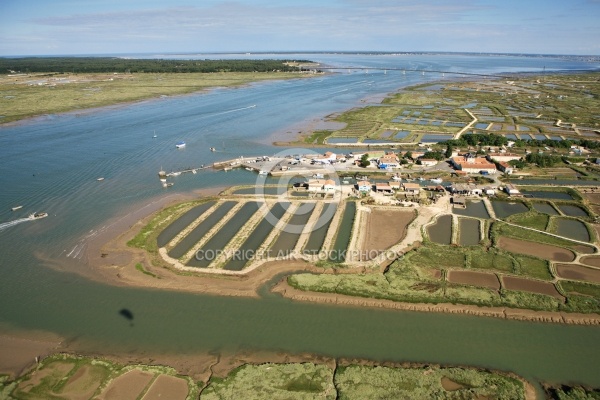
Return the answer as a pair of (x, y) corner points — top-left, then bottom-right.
(0, 330), (65, 378)
(360, 208), (414, 259)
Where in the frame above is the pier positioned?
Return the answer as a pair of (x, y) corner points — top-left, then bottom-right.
(161, 154), (343, 180)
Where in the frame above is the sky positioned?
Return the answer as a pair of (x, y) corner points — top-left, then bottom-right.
(1, 0), (599, 56)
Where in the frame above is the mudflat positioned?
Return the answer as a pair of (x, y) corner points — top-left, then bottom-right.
(497, 237), (575, 262)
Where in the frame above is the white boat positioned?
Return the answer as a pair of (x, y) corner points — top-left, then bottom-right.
(153, 131), (157, 138)
(176, 141), (186, 149)
(11, 205), (23, 211)
(245, 167), (253, 171)
(28, 212), (48, 220)
(223, 167), (232, 171)
(97, 177), (105, 181)
(172, 172), (181, 176)
(258, 170), (268, 175)
(210, 147), (216, 152)
(192, 169), (197, 174)
(312, 173), (324, 179)
(392, 175), (402, 181)
(431, 178), (443, 184)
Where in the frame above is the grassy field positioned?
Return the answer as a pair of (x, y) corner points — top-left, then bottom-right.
(1, 353), (198, 400)
(288, 240), (598, 313)
(334, 365), (524, 400)
(0, 355), (534, 400)
(0, 72), (305, 124)
(295, 71), (600, 146)
(202, 363), (335, 400)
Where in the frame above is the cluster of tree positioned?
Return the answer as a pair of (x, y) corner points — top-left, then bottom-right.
(524, 153), (562, 167)
(442, 133), (508, 148)
(0, 57), (314, 74)
(420, 151), (445, 161)
(360, 154), (370, 167)
(443, 135), (600, 152)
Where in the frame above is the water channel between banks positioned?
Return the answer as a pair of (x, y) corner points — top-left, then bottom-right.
(2, 53), (600, 388)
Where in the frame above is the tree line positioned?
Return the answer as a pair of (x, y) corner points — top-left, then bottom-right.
(442, 133), (600, 150)
(0, 57), (315, 74)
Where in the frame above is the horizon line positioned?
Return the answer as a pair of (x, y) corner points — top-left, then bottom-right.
(1, 50), (600, 59)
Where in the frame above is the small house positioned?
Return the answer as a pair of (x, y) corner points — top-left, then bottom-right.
(323, 179), (337, 192)
(504, 184), (520, 196)
(419, 158), (438, 167)
(375, 182), (394, 194)
(497, 161), (514, 175)
(388, 181), (401, 190)
(402, 182), (421, 194)
(357, 180), (372, 193)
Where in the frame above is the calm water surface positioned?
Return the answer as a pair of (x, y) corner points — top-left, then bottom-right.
(1, 53), (600, 386)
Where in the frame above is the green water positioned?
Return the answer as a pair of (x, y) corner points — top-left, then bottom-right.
(458, 218), (481, 246)
(188, 202), (262, 267)
(532, 202), (559, 215)
(304, 203), (338, 253)
(491, 200), (528, 219)
(558, 204), (589, 218)
(270, 203), (316, 254)
(2, 268), (599, 387)
(427, 215), (453, 245)
(554, 218), (591, 242)
(329, 201), (356, 262)
(157, 201), (216, 247)
(453, 200), (490, 219)
(168, 201), (237, 259)
(223, 202), (288, 271)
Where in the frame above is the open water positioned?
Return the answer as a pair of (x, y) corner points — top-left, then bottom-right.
(1, 53), (600, 386)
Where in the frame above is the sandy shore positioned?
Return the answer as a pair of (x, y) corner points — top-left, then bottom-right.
(0, 328), (65, 378)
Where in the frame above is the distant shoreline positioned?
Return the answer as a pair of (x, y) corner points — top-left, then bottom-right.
(0, 70), (314, 126)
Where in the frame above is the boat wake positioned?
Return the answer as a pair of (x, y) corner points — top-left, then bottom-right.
(208, 104), (256, 118)
(0, 218), (32, 232)
(65, 194), (179, 260)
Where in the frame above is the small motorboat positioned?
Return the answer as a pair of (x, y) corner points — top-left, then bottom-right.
(97, 177), (105, 181)
(176, 141), (186, 149)
(11, 205), (23, 211)
(210, 147), (216, 152)
(29, 212), (48, 220)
